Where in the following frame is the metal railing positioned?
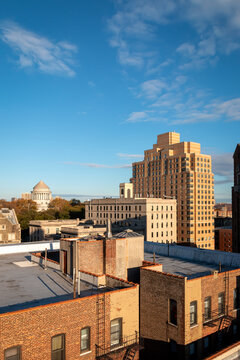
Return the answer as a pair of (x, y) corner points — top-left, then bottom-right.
(202, 308), (236, 326)
(96, 332), (139, 357)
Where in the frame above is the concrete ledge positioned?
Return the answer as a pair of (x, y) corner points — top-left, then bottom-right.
(144, 241), (240, 268)
(31, 253), (60, 270)
(0, 241), (60, 255)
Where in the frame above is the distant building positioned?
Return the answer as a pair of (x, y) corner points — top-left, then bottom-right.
(22, 180), (52, 211)
(0, 208), (21, 244)
(21, 192), (31, 200)
(131, 132), (215, 249)
(29, 219), (80, 241)
(232, 145), (240, 252)
(61, 222), (106, 238)
(214, 203), (232, 218)
(85, 185), (177, 244)
(215, 227), (232, 252)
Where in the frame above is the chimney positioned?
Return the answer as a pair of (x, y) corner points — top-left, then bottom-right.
(107, 219), (112, 238)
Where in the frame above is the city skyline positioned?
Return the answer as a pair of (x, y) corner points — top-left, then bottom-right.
(0, 0), (239, 202)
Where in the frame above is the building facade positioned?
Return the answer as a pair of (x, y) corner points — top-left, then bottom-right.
(232, 145), (240, 253)
(131, 132), (215, 249)
(29, 219), (80, 241)
(85, 197), (177, 244)
(141, 244), (240, 360)
(0, 252), (139, 360)
(61, 223), (107, 239)
(0, 208), (21, 244)
(215, 228), (232, 252)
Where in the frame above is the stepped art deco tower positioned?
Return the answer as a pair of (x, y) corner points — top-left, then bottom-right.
(130, 132), (215, 249)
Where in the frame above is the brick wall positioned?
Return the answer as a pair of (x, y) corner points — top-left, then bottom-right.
(140, 266), (185, 344)
(0, 285), (139, 360)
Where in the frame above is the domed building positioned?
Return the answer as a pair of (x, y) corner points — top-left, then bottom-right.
(31, 180), (52, 211)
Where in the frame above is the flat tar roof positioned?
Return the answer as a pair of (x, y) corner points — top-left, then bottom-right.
(144, 252), (237, 279)
(0, 253), (121, 314)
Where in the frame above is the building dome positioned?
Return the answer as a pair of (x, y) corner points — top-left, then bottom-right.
(33, 180), (50, 192)
(31, 181), (52, 211)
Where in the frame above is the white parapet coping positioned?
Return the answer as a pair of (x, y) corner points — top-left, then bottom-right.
(0, 240), (60, 255)
(144, 241), (240, 268)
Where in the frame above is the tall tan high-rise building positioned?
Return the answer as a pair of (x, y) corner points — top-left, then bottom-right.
(131, 132), (215, 249)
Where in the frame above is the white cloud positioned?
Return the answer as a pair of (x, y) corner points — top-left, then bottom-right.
(214, 98), (240, 121)
(117, 153), (143, 159)
(108, 0), (240, 70)
(63, 161), (131, 169)
(140, 79), (166, 98)
(0, 21), (77, 76)
(125, 111), (149, 123)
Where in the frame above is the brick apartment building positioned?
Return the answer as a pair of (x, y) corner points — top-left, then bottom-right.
(141, 243), (240, 360)
(0, 208), (21, 244)
(131, 132), (215, 249)
(232, 144), (240, 253)
(85, 184), (177, 244)
(215, 227), (232, 252)
(0, 230), (142, 359)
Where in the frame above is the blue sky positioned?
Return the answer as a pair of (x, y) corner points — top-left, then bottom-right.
(0, 0), (239, 202)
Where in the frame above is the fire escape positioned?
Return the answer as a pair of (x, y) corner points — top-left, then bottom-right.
(203, 271), (235, 333)
(95, 292), (139, 359)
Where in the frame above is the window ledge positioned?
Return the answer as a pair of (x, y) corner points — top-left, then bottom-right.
(167, 322), (178, 329)
(190, 324), (198, 329)
(80, 350), (92, 356)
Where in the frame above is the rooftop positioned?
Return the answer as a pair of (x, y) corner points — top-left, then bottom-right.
(0, 253), (128, 314)
(0, 208), (18, 225)
(114, 229), (143, 238)
(144, 252), (238, 279)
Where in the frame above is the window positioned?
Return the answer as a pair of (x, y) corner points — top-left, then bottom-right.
(204, 297), (211, 321)
(234, 288), (239, 310)
(4, 346), (21, 360)
(218, 293), (225, 315)
(8, 233), (15, 241)
(169, 299), (177, 325)
(111, 318), (122, 347)
(52, 334), (65, 360)
(190, 301), (197, 326)
(81, 327), (90, 353)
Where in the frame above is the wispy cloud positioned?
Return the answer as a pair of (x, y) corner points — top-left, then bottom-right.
(108, 0), (240, 70)
(0, 21), (77, 76)
(63, 161), (131, 169)
(212, 153), (233, 184)
(117, 153), (143, 159)
(140, 79), (166, 99)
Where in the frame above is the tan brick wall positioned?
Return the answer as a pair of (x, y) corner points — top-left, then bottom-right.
(140, 266), (185, 344)
(0, 285), (139, 360)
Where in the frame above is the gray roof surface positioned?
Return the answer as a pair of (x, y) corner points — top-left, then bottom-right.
(0, 253), (119, 314)
(144, 252), (237, 279)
